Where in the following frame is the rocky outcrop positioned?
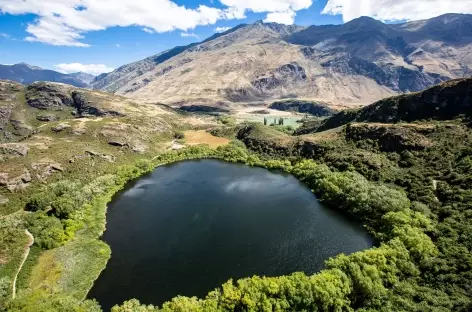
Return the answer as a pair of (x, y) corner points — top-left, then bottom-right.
(0, 80), (22, 101)
(0, 81), (23, 140)
(24, 82), (127, 118)
(25, 82), (75, 110)
(36, 114), (59, 122)
(0, 143), (29, 156)
(321, 55), (449, 93)
(31, 160), (64, 182)
(52, 123), (71, 132)
(251, 63), (307, 95)
(0, 169), (32, 192)
(71, 91), (125, 117)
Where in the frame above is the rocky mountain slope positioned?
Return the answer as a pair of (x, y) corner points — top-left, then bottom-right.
(91, 14), (472, 108)
(0, 64), (92, 87)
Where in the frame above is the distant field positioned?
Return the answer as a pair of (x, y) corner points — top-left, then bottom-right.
(184, 130), (230, 148)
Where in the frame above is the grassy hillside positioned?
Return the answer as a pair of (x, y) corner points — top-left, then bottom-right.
(296, 77), (472, 134)
(0, 80), (218, 311)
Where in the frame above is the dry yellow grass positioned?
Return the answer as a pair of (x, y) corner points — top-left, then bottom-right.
(184, 130), (230, 149)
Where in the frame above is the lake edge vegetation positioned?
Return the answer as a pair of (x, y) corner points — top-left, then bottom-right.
(3, 140), (468, 312)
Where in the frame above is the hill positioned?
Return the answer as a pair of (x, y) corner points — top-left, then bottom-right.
(295, 77), (472, 134)
(90, 14), (472, 108)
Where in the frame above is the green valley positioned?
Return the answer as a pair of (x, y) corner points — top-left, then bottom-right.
(0, 76), (471, 311)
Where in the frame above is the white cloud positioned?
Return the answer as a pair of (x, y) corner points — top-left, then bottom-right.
(214, 26), (231, 33)
(54, 63), (114, 75)
(0, 0), (314, 47)
(220, 0), (312, 13)
(180, 32), (199, 39)
(142, 27), (155, 34)
(0, 0), (223, 47)
(322, 0), (472, 22)
(115, 43), (121, 48)
(264, 10), (296, 24)
(0, 33), (9, 38)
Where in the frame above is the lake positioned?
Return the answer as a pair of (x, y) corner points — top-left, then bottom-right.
(88, 160), (373, 310)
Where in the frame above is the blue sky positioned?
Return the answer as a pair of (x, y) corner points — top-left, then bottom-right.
(0, 0), (470, 75)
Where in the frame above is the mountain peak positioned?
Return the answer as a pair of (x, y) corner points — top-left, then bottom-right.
(15, 63), (43, 70)
(344, 16), (384, 29)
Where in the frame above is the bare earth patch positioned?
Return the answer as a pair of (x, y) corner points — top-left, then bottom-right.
(184, 130), (230, 149)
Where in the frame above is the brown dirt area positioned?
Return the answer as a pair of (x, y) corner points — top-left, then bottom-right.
(184, 130), (230, 148)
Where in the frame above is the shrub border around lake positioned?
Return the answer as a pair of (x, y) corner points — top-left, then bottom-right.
(4, 143), (442, 312)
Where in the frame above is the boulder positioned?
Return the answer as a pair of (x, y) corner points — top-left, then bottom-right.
(0, 143), (29, 156)
(31, 160), (64, 182)
(0, 169), (32, 192)
(36, 114), (59, 122)
(52, 123), (71, 132)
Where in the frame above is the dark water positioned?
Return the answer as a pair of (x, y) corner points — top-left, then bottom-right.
(88, 160), (373, 310)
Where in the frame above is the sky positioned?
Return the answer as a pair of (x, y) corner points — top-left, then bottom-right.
(1, 0), (471, 75)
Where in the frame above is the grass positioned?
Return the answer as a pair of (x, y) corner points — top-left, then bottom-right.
(0, 82), (199, 307)
(27, 239), (111, 300)
(183, 130), (230, 149)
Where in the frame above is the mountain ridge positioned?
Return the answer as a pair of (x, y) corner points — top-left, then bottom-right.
(90, 13), (472, 108)
(0, 63), (94, 87)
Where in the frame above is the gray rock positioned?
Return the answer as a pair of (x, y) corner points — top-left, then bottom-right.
(0, 143), (29, 156)
(31, 160), (64, 182)
(36, 114), (59, 122)
(0, 169), (32, 192)
(52, 123), (71, 132)
(26, 82), (76, 110)
(72, 91), (125, 117)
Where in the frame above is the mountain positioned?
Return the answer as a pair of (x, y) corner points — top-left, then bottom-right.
(0, 63), (88, 87)
(69, 72), (96, 85)
(90, 14), (472, 108)
(91, 14), (472, 107)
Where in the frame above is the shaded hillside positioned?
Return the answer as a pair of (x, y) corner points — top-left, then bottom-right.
(0, 63), (89, 87)
(91, 14), (472, 107)
(296, 77), (472, 134)
(269, 99), (337, 117)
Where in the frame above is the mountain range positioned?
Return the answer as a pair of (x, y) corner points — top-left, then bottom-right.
(89, 13), (472, 108)
(0, 63), (95, 87)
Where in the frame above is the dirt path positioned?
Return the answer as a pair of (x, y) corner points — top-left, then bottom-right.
(12, 229), (34, 299)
